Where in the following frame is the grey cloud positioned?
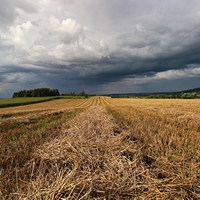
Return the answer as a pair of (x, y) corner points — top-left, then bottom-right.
(0, 1), (18, 27)
(16, 0), (38, 13)
(0, 0), (38, 28)
(1, 0), (200, 97)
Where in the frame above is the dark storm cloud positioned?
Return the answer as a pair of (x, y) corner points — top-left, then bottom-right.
(72, 36), (200, 85)
(1, 0), (200, 97)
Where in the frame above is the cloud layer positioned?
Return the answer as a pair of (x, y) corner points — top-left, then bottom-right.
(1, 0), (200, 97)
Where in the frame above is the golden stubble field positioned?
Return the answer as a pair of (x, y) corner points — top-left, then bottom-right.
(0, 97), (200, 199)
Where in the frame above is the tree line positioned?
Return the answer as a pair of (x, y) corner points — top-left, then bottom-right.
(13, 88), (60, 98)
(146, 92), (198, 99)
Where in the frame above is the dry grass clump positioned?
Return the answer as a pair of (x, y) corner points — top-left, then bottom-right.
(10, 106), (199, 199)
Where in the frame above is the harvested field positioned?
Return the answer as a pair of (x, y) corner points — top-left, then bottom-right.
(0, 97), (200, 199)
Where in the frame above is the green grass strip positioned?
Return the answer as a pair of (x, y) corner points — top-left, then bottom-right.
(0, 96), (87, 108)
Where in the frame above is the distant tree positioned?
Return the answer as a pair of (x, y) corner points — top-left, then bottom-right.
(12, 92), (18, 98)
(81, 91), (86, 96)
(190, 92), (197, 98)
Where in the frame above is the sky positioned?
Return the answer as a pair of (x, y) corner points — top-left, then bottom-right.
(1, 0), (200, 98)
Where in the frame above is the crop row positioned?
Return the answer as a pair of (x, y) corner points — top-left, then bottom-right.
(107, 104), (200, 198)
(0, 108), (83, 198)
